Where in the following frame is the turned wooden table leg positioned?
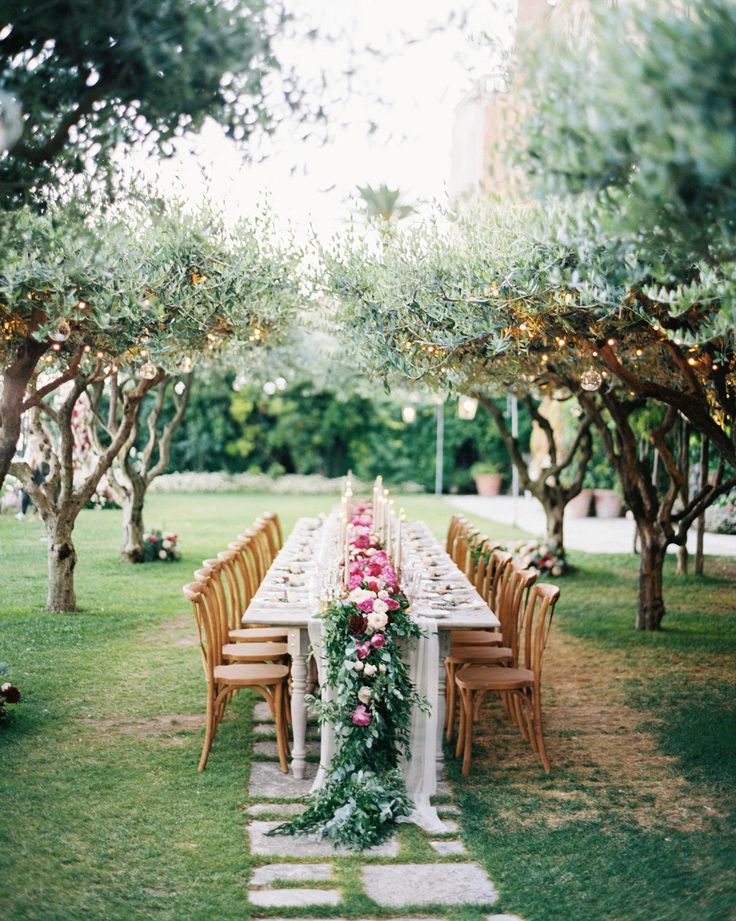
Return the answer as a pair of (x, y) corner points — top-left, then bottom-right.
(288, 627), (309, 779)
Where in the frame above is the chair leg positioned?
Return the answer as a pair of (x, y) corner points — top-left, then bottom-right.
(473, 689), (487, 722)
(445, 661), (457, 741)
(273, 682), (289, 773)
(198, 685), (217, 772)
(455, 687), (466, 759)
(461, 686), (475, 777)
(532, 686), (551, 773)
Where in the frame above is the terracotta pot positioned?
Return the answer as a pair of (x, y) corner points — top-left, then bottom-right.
(474, 473), (503, 496)
(594, 488), (622, 519)
(565, 488), (593, 518)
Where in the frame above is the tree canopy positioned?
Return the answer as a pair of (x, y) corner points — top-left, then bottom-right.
(0, 0), (289, 203)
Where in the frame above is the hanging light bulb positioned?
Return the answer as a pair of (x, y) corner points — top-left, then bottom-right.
(262, 381), (277, 396)
(174, 380), (186, 396)
(180, 356), (194, 373)
(139, 361), (157, 380)
(580, 367), (603, 392)
(401, 404), (417, 424)
(457, 395), (478, 420)
(49, 319), (71, 343)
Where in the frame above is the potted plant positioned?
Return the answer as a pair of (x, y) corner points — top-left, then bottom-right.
(470, 461), (504, 496)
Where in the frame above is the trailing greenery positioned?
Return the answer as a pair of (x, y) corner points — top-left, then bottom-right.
(273, 513), (427, 849)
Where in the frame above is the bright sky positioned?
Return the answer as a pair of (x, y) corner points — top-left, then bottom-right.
(152, 0), (516, 242)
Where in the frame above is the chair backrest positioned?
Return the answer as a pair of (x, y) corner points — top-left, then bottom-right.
(218, 549), (244, 630)
(497, 565), (538, 659)
(446, 515), (466, 554)
(519, 581), (560, 679)
(183, 580), (224, 683)
(260, 511), (283, 553)
(244, 526), (271, 583)
(196, 558), (231, 640)
(228, 538), (258, 611)
(452, 527), (482, 577)
(473, 537), (500, 594)
(486, 549), (512, 611)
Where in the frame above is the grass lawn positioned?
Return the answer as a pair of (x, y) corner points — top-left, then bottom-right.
(0, 492), (734, 921)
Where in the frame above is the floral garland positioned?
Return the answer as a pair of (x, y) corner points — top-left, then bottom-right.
(272, 501), (427, 850)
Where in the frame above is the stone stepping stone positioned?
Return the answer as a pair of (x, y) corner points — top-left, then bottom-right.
(362, 863), (497, 907)
(249, 889), (341, 908)
(253, 723), (275, 736)
(249, 762), (316, 798)
(253, 701), (274, 721)
(254, 739), (319, 758)
(247, 802), (307, 817)
(434, 818), (459, 835)
(249, 821), (399, 858)
(433, 780), (452, 799)
(438, 804), (460, 816)
(486, 915), (526, 921)
(251, 863), (334, 886)
(254, 917), (445, 921)
(429, 839), (467, 856)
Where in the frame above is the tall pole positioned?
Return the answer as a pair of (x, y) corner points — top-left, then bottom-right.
(434, 400), (445, 496)
(509, 394), (519, 524)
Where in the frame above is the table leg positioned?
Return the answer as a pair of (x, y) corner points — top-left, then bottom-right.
(436, 630), (451, 781)
(288, 628), (309, 780)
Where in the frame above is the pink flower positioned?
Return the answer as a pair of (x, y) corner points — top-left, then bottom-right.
(385, 597), (400, 611)
(351, 704), (372, 727)
(357, 598), (375, 614)
(356, 643), (371, 660)
(370, 633), (386, 649)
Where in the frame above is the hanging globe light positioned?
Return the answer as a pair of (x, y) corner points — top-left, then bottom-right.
(457, 395), (479, 420)
(49, 319), (71, 343)
(580, 367), (603, 392)
(401, 404), (417, 424)
(139, 361), (157, 380)
(174, 380), (186, 396)
(180, 356), (194, 373)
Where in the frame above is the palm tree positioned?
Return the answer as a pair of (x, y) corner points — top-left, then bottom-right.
(356, 183), (416, 223)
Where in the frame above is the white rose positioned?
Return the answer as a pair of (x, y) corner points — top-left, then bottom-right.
(367, 610), (388, 631)
(158, 550), (168, 560)
(363, 663), (377, 677)
(348, 588), (376, 605)
(378, 590), (389, 600)
(358, 686), (372, 704)
(353, 660), (364, 672)
(378, 664), (387, 674)
(162, 539), (172, 549)
(372, 598), (389, 616)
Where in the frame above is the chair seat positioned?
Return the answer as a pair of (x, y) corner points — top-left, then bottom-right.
(448, 646), (513, 664)
(229, 627), (289, 642)
(214, 663), (289, 686)
(451, 630), (503, 647)
(222, 642), (288, 662)
(456, 665), (534, 691)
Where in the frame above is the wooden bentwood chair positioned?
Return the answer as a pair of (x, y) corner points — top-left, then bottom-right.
(454, 581), (560, 775)
(183, 580), (291, 772)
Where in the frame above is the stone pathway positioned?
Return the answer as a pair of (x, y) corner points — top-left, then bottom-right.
(246, 701), (526, 921)
(446, 493), (736, 556)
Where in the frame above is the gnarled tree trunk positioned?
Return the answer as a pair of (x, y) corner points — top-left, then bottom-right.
(121, 481), (146, 563)
(46, 515), (78, 612)
(636, 524), (668, 631)
(543, 490), (566, 548)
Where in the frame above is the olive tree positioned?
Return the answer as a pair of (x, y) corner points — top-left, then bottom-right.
(5, 202), (301, 609)
(322, 204), (735, 631)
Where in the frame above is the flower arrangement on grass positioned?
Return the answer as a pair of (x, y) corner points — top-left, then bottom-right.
(508, 539), (569, 577)
(143, 530), (181, 563)
(0, 664), (21, 720)
(273, 501), (427, 850)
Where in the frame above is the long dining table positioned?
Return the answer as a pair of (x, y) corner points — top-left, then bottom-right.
(241, 514), (500, 783)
